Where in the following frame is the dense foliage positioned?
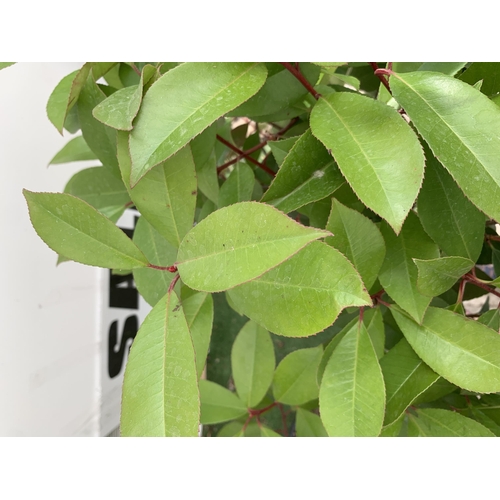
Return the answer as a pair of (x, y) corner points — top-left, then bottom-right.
(17, 61), (500, 436)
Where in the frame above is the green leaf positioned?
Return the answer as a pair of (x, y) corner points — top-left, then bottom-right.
(478, 309), (500, 331)
(325, 199), (385, 290)
(92, 85), (141, 131)
(267, 136), (300, 167)
(414, 256), (474, 297)
(120, 291), (199, 436)
(191, 125), (219, 204)
(379, 211), (439, 322)
(391, 305), (500, 393)
(216, 421), (244, 437)
(261, 129), (344, 214)
(408, 408), (494, 437)
(63, 166), (130, 222)
(364, 307), (385, 359)
(379, 414), (405, 437)
(272, 345), (323, 406)
(182, 290), (214, 379)
(48, 136), (97, 165)
(319, 322), (386, 436)
(129, 62), (268, 185)
(227, 241), (371, 337)
(176, 202), (330, 293)
(199, 380), (247, 424)
(416, 62), (467, 75)
(0, 62), (15, 71)
(295, 408), (328, 437)
(459, 62), (500, 97)
(231, 321), (275, 408)
(260, 426), (282, 437)
(416, 146), (485, 262)
(390, 70), (500, 224)
(132, 217), (177, 306)
(380, 338), (441, 426)
(24, 190), (148, 269)
(310, 91), (424, 233)
(218, 163), (255, 208)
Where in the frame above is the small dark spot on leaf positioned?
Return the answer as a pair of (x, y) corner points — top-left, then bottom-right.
(173, 303), (181, 312)
(191, 190), (197, 195)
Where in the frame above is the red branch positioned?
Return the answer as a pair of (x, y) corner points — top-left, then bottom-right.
(464, 273), (500, 299)
(148, 263), (178, 273)
(279, 62), (321, 100)
(370, 62), (392, 94)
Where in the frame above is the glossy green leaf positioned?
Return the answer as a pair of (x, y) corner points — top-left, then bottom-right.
(129, 62), (267, 185)
(414, 256), (474, 297)
(379, 211), (440, 322)
(261, 130), (344, 214)
(227, 241), (371, 337)
(390, 70), (500, 223)
(182, 290), (214, 378)
(121, 291), (199, 436)
(199, 380), (247, 424)
(391, 305), (500, 393)
(63, 166), (130, 223)
(319, 322), (386, 436)
(408, 408), (494, 437)
(416, 147), (485, 262)
(296, 408), (328, 437)
(219, 163), (255, 208)
(48, 136), (97, 165)
(417, 62), (467, 75)
(92, 85), (141, 131)
(459, 62), (500, 96)
(273, 345), (323, 406)
(132, 217), (177, 306)
(231, 321), (275, 408)
(24, 190), (148, 269)
(268, 136), (300, 167)
(310, 91), (424, 233)
(325, 199), (385, 290)
(177, 202), (330, 293)
(380, 338), (441, 426)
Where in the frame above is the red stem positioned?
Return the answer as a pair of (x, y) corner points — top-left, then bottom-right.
(464, 273), (500, 299)
(279, 62), (321, 100)
(278, 403), (288, 437)
(370, 62), (392, 94)
(148, 263), (178, 273)
(168, 273), (180, 293)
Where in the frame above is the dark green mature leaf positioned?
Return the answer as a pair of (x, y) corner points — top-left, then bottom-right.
(478, 309), (500, 331)
(63, 166), (130, 222)
(414, 256), (474, 296)
(177, 202), (330, 293)
(408, 408), (494, 437)
(121, 291), (199, 436)
(132, 217), (176, 306)
(129, 62), (268, 185)
(459, 62), (500, 97)
(379, 211), (440, 322)
(261, 130), (344, 214)
(273, 345), (323, 405)
(227, 241), (371, 337)
(218, 163), (255, 208)
(24, 190), (148, 269)
(390, 70), (500, 223)
(326, 199), (385, 290)
(48, 136), (97, 165)
(199, 380), (247, 424)
(231, 321), (275, 408)
(296, 408), (328, 437)
(391, 305), (500, 393)
(380, 338), (441, 426)
(319, 322), (385, 436)
(310, 92), (424, 233)
(365, 307), (385, 359)
(417, 148), (485, 262)
(267, 136), (300, 167)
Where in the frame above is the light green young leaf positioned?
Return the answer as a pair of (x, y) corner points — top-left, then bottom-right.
(176, 202), (330, 293)
(319, 322), (386, 436)
(416, 146), (485, 262)
(261, 129), (344, 214)
(48, 136), (97, 165)
(182, 289), (214, 379)
(218, 163), (255, 208)
(227, 241), (371, 337)
(24, 190), (148, 269)
(414, 256), (474, 296)
(267, 136), (300, 167)
(379, 211), (440, 323)
(273, 345), (323, 406)
(129, 62), (268, 185)
(121, 291), (199, 436)
(390, 70), (500, 224)
(199, 380), (247, 424)
(132, 217), (177, 306)
(310, 91), (425, 233)
(231, 321), (275, 408)
(408, 408), (494, 437)
(296, 408), (328, 437)
(391, 305), (500, 393)
(325, 199), (385, 290)
(380, 338), (441, 426)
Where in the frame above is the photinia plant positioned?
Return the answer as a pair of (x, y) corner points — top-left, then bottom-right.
(16, 61), (500, 436)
